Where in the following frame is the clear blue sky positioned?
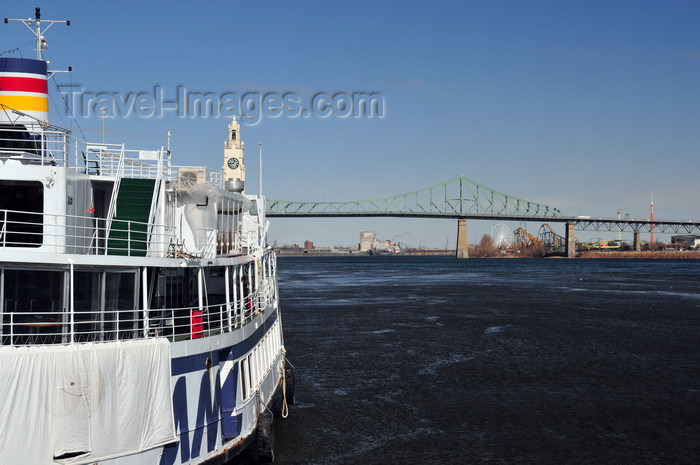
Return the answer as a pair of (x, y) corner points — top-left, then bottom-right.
(4, 1), (699, 248)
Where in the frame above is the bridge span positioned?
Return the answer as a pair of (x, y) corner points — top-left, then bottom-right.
(266, 176), (700, 258)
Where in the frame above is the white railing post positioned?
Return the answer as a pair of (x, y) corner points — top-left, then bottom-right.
(233, 265), (240, 327)
(225, 266), (232, 331)
(103, 144), (126, 253)
(0, 210), (6, 247)
(146, 149), (165, 257)
(68, 260), (75, 344)
(142, 267), (149, 338)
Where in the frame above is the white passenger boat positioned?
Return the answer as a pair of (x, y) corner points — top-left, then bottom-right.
(0, 9), (292, 465)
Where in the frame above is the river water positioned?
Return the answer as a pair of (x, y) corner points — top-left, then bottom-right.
(268, 256), (699, 465)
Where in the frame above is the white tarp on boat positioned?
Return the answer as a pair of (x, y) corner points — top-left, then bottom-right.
(0, 338), (176, 464)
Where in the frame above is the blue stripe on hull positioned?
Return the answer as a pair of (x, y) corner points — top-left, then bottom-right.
(162, 309), (280, 464)
(220, 352), (240, 439)
(221, 412), (243, 441)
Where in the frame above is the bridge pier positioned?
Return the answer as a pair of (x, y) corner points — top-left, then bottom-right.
(565, 222), (576, 258)
(456, 219), (468, 259)
(634, 231), (641, 251)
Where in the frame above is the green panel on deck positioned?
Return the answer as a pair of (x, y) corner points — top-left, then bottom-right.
(107, 178), (155, 256)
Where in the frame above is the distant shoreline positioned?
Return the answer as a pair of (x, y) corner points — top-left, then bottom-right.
(276, 250), (454, 257)
(575, 251), (700, 259)
(277, 250), (700, 259)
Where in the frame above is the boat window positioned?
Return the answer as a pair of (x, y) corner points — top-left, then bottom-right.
(204, 266), (226, 331)
(2, 269), (63, 345)
(104, 271), (138, 340)
(146, 267), (197, 338)
(228, 265), (239, 324)
(240, 356), (250, 400)
(267, 334), (272, 369)
(254, 350), (259, 387)
(73, 271), (101, 342)
(0, 124), (41, 156)
(72, 270), (139, 342)
(216, 196), (242, 255)
(0, 180), (43, 247)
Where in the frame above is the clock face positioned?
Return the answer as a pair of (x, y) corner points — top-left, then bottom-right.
(227, 157), (239, 169)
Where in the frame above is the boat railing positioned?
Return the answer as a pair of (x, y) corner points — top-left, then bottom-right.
(0, 208), (177, 257)
(152, 285), (270, 338)
(2, 286), (272, 346)
(0, 126), (157, 175)
(196, 228), (219, 259)
(239, 229), (261, 253)
(0, 205), (253, 258)
(102, 144), (126, 244)
(258, 276), (276, 309)
(3, 308), (145, 345)
(1, 125), (227, 186)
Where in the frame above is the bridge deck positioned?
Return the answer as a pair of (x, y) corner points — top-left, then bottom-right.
(266, 176), (700, 234)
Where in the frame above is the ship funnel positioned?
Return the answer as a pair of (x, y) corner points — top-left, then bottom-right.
(0, 57), (49, 123)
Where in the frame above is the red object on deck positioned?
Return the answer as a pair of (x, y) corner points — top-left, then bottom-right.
(191, 309), (204, 339)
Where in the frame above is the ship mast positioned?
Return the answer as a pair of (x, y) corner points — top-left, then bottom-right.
(4, 7), (70, 60)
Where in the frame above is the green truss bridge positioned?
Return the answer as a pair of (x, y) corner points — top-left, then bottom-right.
(266, 175), (700, 257)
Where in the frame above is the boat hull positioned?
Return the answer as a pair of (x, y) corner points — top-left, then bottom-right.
(161, 304), (286, 465)
(0, 300), (287, 465)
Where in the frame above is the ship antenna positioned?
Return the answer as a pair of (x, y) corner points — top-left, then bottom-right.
(4, 7), (71, 60)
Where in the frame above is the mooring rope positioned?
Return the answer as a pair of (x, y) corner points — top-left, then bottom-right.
(281, 350), (290, 418)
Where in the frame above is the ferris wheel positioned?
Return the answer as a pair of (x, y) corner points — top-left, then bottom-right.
(490, 223), (514, 249)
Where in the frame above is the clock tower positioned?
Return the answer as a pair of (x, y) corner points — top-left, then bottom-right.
(223, 117), (245, 192)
